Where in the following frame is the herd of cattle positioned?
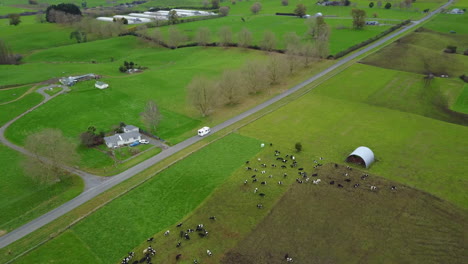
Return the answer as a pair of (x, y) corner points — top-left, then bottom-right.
(121, 145), (398, 264)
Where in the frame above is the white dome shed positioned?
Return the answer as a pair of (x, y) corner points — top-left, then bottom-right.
(346, 146), (374, 168)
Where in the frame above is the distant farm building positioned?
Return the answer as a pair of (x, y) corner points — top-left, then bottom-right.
(97, 9), (216, 24)
(59, 74), (97, 86)
(346, 146), (375, 168)
(95, 81), (109, 89)
(448, 8), (465, 14)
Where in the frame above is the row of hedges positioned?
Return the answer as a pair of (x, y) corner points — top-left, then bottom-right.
(333, 19), (411, 59)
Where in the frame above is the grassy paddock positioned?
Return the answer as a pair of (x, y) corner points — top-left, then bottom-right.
(314, 63), (468, 125)
(223, 164), (468, 264)
(0, 85), (32, 104)
(239, 89), (468, 209)
(362, 28), (468, 76)
(149, 15), (393, 54)
(452, 84), (468, 113)
(14, 133), (262, 264)
(0, 144), (84, 233)
(0, 92), (43, 127)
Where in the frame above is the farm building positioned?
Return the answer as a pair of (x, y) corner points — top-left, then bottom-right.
(95, 81), (109, 89)
(449, 8), (465, 14)
(104, 125), (141, 148)
(59, 74), (97, 86)
(346, 146), (375, 168)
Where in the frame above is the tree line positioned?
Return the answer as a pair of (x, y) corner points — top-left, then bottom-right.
(186, 39), (326, 117)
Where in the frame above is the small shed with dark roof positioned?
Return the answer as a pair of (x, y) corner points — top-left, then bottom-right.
(346, 146), (375, 168)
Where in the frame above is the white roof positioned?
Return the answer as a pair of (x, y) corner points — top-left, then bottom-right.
(348, 146), (374, 168)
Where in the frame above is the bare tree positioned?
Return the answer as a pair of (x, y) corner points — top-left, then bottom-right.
(284, 32), (301, 51)
(300, 43), (317, 67)
(219, 6), (230, 16)
(187, 76), (219, 116)
(242, 60), (268, 94)
(285, 44), (302, 75)
(281, 0), (289, 6)
(306, 16), (327, 39)
(152, 28), (163, 45)
(251, 2), (262, 14)
(260, 30), (276, 51)
(23, 129), (79, 184)
(168, 26), (186, 48)
(267, 54), (287, 85)
(218, 26), (232, 47)
(315, 22), (330, 58)
(195, 27), (211, 46)
(141, 100), (162, 133)
(218, 69), (245, 105)
(237, 28), (253, 48)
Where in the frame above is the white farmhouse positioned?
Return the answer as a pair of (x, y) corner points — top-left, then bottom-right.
(104, 125), (141, 148)
(95, 81), (109, 89)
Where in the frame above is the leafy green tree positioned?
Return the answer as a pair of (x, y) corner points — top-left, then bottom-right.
(385, 2), (392, 9)
(46, 3), (81, 23)
(9, 13), (21, 26)
(351, 9), (366, 29)
(369, 2), (374, 8)
(295, 142), (302, 152)
(169, 10), (179, 24)
(294, 4), (307, 17)
(70, 31), (87, 43)
(211, 0), (220, 8)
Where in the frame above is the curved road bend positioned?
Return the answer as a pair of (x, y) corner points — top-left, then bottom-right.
(0, 0), (452, 250)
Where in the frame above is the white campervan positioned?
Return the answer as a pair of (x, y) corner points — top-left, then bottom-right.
(198, 126), (211, 136)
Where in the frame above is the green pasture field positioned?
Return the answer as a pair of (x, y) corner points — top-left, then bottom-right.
(77, 143), (162, 176)
(452, 84), (468, 113)
(0, 18), (75, 54)
(424, 12), (468, 34)
(223, 164), (467, 264)
(120, 162), (467, 264)
(315, 63), (468, 125)
(362, 28), (468, 76)
(0, 143), (84, 233)
(0, 0), (134, 8)
(224, 0), (441, 20)
(239, 81), (468, 209)
(0, 5), (33, 16)
(0, 85), (32, 104)
(3, 39), (267, 161)
(150, 15), (393, 55)
(0, 92), (42, 126)
(15, 133), (262, 264)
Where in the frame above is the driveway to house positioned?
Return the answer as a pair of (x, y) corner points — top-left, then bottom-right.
(0, 0), (453, 250)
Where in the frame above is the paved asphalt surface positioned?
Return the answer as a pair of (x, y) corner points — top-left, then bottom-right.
(0, 0), (453, 249)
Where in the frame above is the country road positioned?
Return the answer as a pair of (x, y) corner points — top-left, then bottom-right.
(0, 0), (453, 250)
